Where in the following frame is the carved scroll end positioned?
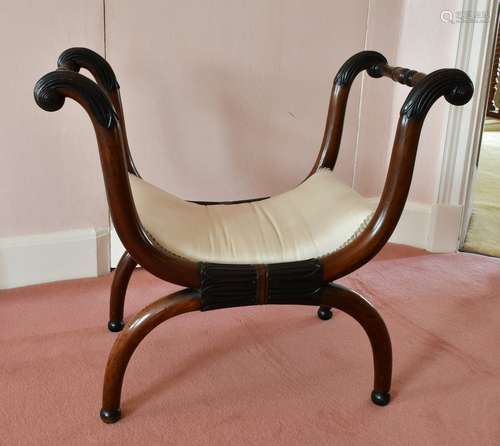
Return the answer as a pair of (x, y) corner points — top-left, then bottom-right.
(34, 70), (118, 129)
(400, 69), (474, 120)
(334, 51), (388, 86)
(57, 47), (120, 92)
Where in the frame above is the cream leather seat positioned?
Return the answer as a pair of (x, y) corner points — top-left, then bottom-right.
(129, 169), (373, 264)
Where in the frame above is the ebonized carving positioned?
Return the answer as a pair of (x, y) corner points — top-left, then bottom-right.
(200, 259), (323, 309)
(200, 263), (257, 310)
(57, 47), (120, 92)
(268, 259), (323, 304)
(401, 68), (474, 120)
(334, 51), (387, 86)
(34, 70), (118, 128)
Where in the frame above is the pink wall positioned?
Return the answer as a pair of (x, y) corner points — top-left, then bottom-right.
(390, 0), (461, 203)
(105, 0), (370, 201)
(354, 0), (404, 197)
(0, 0), (463, 242)
(355, 0), (462, 202)
(0, 0), (108, 238)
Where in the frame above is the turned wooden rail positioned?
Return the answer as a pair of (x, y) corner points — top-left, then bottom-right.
(377, 63), (427, 86)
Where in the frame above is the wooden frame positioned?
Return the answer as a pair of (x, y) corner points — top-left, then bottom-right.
(34, 48), (473, 423)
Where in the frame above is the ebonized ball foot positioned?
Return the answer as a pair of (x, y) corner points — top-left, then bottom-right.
(317, 306), (333, 321)
(100, 408), (121, 423)
(371, 390), (391, 406)
(108, 320), (124, 332)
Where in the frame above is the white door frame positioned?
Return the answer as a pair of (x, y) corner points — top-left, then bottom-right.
(431, 0), (499, 251)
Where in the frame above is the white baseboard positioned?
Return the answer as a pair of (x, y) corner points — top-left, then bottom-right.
(368, 199), (462, 253)
(427, 204), (463, 252)
(0, 227), (110, 290)
(388, 201), (432, 249)
(110, 227), (126, 268)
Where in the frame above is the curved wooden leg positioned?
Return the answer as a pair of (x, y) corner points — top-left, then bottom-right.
(319, 283), (392, 406)
(108, 251), (137, 332)
(100, 288), (201, 423)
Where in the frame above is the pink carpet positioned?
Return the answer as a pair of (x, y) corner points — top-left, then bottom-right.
(1, 244), (499, 445)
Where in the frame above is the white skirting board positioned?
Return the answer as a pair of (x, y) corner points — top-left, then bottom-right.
(0, 201), (462, 290)
(110, 226), (126, 268)
(0, 227), (110, 290)
(366, 199), (463, 252)
(380, 200), (432, 250)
